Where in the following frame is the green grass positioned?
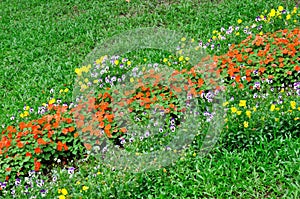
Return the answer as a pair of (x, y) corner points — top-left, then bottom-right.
(0, 0), (300, 198)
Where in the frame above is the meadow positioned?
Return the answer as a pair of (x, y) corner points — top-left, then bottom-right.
(0, 0), (300, 198)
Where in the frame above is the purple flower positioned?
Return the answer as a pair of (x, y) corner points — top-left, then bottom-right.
(145, 131), (150, 137)
(68, 167), (75, 175)
(15, 178), (21, 186)
(170, 125), (176, 132)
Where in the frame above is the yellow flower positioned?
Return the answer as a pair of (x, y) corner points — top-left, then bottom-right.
(75, 68), (82, 76)
(294, 19), (298, 23)
(49, 98), (56, 105)
(270, 9), (276, 17)
(61, 188), (68, 195)
(270, 104), (276, 112)
(20, 113), (24, 118)
(278, 6), (284, 11)
(84, 78), (89, 83)
(64, 88), (69, 92)
(58, 195), (66, 199)
(288, 110), (292, 113)
(276, 10), (281, 16)
(260, 15), (265, 19)
(23, 111), (29, 117)
(294, 117), (299, 121)
(235, 32), (240, 36)
(82, 186), (89, 191)
(237, 19), (242, 24)
(243, 121), (249, 128)
(212, 36), (217, 40)
(130, 78), (134, 83)
(259, 31), (263, 36)
(298, 107), (300, 111)
(222, 102), (229, 107)
(275, 107), (280, 111)
(163, 168), (167, 173)
(97, 171), (101, 175)
(143, 58), (147, 62)
(179, 56), (184, 62)
(290, 101), (296, 109)
(76, 181), (81, 185)
(239, 100), (246, 107)
(252, 107), (257, 112)
(286, 14), (291, 20)
(181, 37), (186, 42)
(275, 118), (279, 122)
(185, 57), (190, 61)
(224, 118), (228, 123)
(231, 107), (237, 113)
(114, 60), (119, 65)
(237, 111), (242, 115)
(81, 66), (89, 73)
(193, 152), (196, 157)
(163, 58), (168, 63)
(190, 38), (195, 43)
(93, 79), (98, 84)
(212, 30), (217, 34)
(246, 110), (251, 118)
(127, 61), (131, 66)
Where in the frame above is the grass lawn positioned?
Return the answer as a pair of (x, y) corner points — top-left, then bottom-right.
(0, 0), (299, 198)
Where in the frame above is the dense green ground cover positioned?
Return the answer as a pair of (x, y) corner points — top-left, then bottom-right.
(0, 0), (299, 198)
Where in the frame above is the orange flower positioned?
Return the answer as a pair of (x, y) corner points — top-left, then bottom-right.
(37, 138), (47, 145)
(17, 141), (24, 148)
(57, 141), (68, 151)
(34, 160), (41, 171)
(295, 65), (300, 71)
(34, 147), (42, 154)
(84, 143), (92, 150)
(74, 132), (79, 138)
(62, 128), (69, 135)
(26, 152), (32, 158)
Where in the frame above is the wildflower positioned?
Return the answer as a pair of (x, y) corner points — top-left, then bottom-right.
(231, 107), (237, 113)
(237, 19), (242, 24)
(270, 9), (276, 17)
(222, 101), (229, 107)
(278, 6), (284, 11)
(290, 101), (296, 109)
(286, 14), (291, 20)
(246, 110), (251, 118)
(239, 100), (246, 107)
(68, 167), (75, 175)
(243, 121), (249, 128)
(58, 196), (65, 199)
(270, 104), (276, 111)
(237, 111), (242, 115)
(60, 188), (68, 195)
(49, 98), (56, 105)
(82, 186), (89, 191)
(275, 118), (279, 122)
